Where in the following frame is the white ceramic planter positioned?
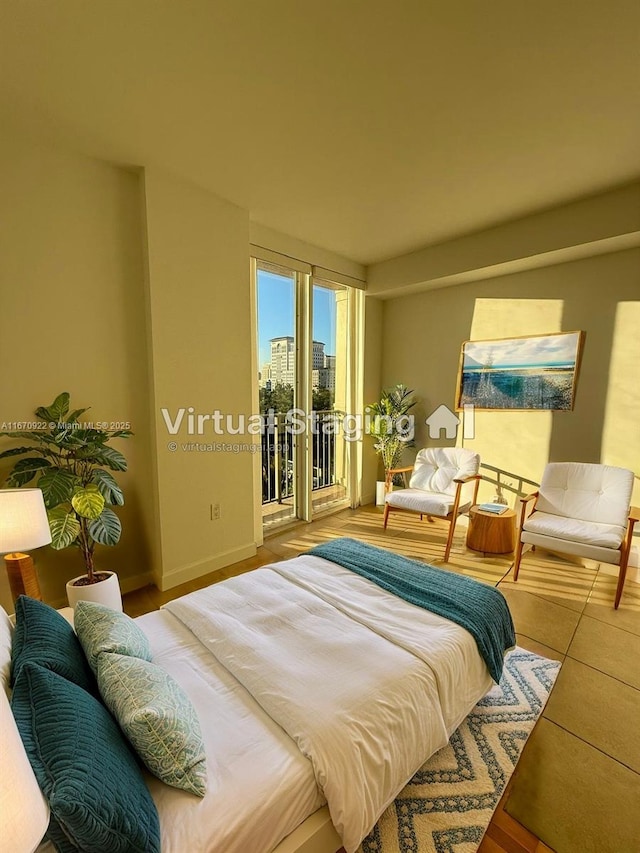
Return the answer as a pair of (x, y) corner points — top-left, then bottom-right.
(66, 571), (123, 612)
(376, 481), (387, 507)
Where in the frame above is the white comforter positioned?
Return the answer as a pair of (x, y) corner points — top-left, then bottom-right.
(165, 555), (492, 853)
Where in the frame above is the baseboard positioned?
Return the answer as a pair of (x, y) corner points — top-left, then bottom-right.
(120, 571), (155, 594)
(159, 543), (257, 590)
(46, 569), (155, 610)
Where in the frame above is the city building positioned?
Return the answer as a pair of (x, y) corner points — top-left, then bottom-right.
(269, 336), (295, 386)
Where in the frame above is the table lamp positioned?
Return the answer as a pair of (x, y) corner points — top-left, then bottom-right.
(0, 488), (52, 602)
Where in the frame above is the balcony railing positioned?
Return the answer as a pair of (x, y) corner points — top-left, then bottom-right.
(261, 410), (344, 505)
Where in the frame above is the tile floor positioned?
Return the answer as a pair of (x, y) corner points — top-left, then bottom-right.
(123, 504), (640, 853)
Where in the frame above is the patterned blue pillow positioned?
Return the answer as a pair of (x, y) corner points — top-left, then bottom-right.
(11, 595), (97, 696)
(97, 652), (207, 797)
(75, 600), (152, 673)
(11, 662), (161, 853)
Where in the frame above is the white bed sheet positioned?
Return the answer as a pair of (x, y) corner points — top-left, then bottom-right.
(162, 555), (494, 852)
(136, 609), (324, 853)
(272, 555), (494, 734)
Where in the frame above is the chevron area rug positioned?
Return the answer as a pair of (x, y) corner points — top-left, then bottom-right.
(358, 648), (561, 853)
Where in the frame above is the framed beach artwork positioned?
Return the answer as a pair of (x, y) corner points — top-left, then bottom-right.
(455, 331), (585, 411)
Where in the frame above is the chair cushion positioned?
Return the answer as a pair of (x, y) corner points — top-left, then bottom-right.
(386, 488), (458, 517)
(521, 530), (622, 565)
(523, 510), (626, 550)
(535, 462), (633, 527)
(409, 447), (480, 496)
(11, 662), (161, 853)
(11, 596), (98, 696)
(74, 600), (152, 674)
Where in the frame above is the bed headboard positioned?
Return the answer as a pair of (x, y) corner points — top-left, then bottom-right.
(1, 604), (49, 853)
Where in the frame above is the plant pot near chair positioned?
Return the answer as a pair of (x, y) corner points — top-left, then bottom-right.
(368, 384), (418, 507)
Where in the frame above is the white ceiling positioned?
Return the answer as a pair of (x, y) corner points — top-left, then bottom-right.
(1, 0), (639, 265)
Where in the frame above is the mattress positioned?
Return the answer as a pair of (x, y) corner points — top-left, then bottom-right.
(135, 553), (494, 853)
(136, 608), (324, 853)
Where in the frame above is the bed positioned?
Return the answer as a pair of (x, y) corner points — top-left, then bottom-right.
(2, 538), (515, 853)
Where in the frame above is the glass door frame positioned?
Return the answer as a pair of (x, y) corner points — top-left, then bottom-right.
(251, 255), (363, 542)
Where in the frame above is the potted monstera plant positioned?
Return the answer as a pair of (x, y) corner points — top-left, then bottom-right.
(368, 384), (417, 505)
(0, 392), (132, 609)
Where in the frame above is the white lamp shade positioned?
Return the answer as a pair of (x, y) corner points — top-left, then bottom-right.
(0, 686), (50, 851)
(0, 489), (52, 554)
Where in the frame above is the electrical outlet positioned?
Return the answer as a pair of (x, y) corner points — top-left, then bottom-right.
(211, 503), (221, 520)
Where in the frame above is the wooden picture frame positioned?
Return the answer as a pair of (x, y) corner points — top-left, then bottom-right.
(455, 331), (585, 411)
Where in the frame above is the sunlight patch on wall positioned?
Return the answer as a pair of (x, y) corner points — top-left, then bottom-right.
(601, 301), (640, 508)
(461, 298), (564, 503)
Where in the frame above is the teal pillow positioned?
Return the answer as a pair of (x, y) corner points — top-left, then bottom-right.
(11, 596), (97, 696)
(11, 662), (161, 853)
(97, 652), (207, 797)
(75, 600), (152, 673)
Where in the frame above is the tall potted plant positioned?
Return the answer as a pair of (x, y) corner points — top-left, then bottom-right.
(367, 384), (417, 505)
(0, 392), (132, 609)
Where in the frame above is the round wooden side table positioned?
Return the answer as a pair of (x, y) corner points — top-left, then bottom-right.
(466, 506), (516, 554)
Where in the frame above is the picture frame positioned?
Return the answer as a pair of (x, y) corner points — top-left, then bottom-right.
(455, 331), (585, 411)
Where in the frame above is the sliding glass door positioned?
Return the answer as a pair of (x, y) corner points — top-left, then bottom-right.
(256, 264), (297, 527)
(254, 262), (355, 531)
(311, 280), (350, 514)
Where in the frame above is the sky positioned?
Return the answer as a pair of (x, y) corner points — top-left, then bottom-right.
(463, 332), (581, 368)
(257, 269), (336, 366)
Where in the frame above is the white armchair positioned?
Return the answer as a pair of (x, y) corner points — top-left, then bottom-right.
(513, 462), (639, 609)
(383, 447), (481, 562)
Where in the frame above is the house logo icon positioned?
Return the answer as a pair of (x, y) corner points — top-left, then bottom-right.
(425, 404), (475, 439)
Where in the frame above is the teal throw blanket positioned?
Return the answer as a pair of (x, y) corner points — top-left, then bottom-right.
(308, 538), (515, 683)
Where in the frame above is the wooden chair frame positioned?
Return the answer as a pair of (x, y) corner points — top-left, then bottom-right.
(513, 491), (639, 609)
(383, 467), (481, 562)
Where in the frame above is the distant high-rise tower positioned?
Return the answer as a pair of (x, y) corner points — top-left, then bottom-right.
(258, 363), (272, 389)
(312, 340), (326, 370)
(269, 336), (296, 385)
(270, 337), (335, 391)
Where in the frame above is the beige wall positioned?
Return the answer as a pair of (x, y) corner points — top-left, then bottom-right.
(368, 181), (640, 298)
(0, 133), (258, 610)
(381, 248), (640, 509)
(142, 169), (255, 589)
(0, 133), (154, 610)
(250, 222), (366, 283)
(361, 296), (384, 503)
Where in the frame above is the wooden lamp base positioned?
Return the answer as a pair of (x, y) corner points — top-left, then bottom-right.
(5, 552), (42, 602)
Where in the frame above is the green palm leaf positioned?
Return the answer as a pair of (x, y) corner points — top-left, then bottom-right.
(47, 507), (81, 549)
(65, 408), (89, 423)
(71, 484), (105, 520)
(6, 457), (51, 487)
(38, 468), (78, 508)
(35, 392), (70, 423)
(0, 430), (60, 445)
(0, 446), (39, 459)
(92, 469), (125, 505)
(88, 508), (122, 546)
(78, 445), (127, 472)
